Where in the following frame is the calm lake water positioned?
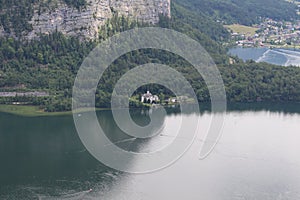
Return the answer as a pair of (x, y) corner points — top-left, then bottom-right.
(1, 103), (300, 199)
(229, 47), (300, 66)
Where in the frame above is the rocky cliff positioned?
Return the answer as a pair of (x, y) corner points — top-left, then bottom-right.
(0, 0), (171, 40)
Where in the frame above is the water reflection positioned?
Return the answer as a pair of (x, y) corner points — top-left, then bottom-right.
(0, 103), (300, 199)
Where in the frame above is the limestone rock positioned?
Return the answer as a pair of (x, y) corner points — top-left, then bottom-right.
(1, 0), (171, 40)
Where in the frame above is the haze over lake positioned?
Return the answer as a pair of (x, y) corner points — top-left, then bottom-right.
(1, 104), (300, 200)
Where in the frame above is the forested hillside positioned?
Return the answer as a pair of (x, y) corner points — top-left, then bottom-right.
(1, 1), (300, 112)
(175, 0), (299, 25)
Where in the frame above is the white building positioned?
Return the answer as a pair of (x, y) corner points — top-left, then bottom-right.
(141, 91), (160, 104)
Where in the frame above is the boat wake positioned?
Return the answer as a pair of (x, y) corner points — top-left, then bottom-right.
(38, 189), (93, 200)
(256, 49), (271, 62)
(273, 49), (300, 66)
(256, 48), (300, 66)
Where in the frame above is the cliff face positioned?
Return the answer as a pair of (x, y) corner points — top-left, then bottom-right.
(2, 0), (171, 40)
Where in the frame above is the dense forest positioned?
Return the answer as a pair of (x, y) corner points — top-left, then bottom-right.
(175, 0), (299, 25)
(1, 1), (300, 112)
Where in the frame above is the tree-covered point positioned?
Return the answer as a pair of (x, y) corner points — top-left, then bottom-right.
(220, 62), (300, 102)
(175, 0), (299, 25)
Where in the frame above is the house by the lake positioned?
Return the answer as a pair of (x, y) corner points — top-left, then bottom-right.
(141, 91), (160, 104)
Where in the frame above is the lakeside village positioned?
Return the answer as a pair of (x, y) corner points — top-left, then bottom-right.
(227, 18), (300, 48)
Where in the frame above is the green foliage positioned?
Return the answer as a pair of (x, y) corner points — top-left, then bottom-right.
(0, 31), (95, 111)
(175, 0), (299, 25)
(170, 3), (230, 42)
(0, 0), (37, 35)
(220, 63), (300, 102)
(1, 2), (300, 112)
(98, 12), (141, 41)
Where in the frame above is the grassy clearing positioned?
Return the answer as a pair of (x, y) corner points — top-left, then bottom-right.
(0, 105), (72, 117)
(0, 105), (112, 117)
(225, 24), (259, 35)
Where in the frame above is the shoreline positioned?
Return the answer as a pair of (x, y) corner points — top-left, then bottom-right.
(2, 102), (300, 117)
(0, 105), (111, 117)
(0, 105), (72, 117)
(229, 44), (300, 50)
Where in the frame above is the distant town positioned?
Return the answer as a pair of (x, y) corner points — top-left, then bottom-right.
(226, 18), (300, 48)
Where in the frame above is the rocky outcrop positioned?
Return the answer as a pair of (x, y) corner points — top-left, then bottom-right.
(109, 0), (171, 22)
(2, 0), (171, 40)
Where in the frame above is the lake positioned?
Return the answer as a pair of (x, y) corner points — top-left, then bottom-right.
(1, 103), (300, 199)
(229, 47), (300, 66)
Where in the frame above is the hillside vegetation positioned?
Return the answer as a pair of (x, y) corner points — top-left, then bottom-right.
(1, 1), (300, 111)
(175, 0), (299, 25)
(224, 24), (259, 35)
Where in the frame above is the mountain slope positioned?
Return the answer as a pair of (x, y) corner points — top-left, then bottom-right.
(175, 0), (299, 25)
(1, 1), (300, 112)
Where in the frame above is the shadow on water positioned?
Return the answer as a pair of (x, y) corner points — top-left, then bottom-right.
(0, 112), (119, 199)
